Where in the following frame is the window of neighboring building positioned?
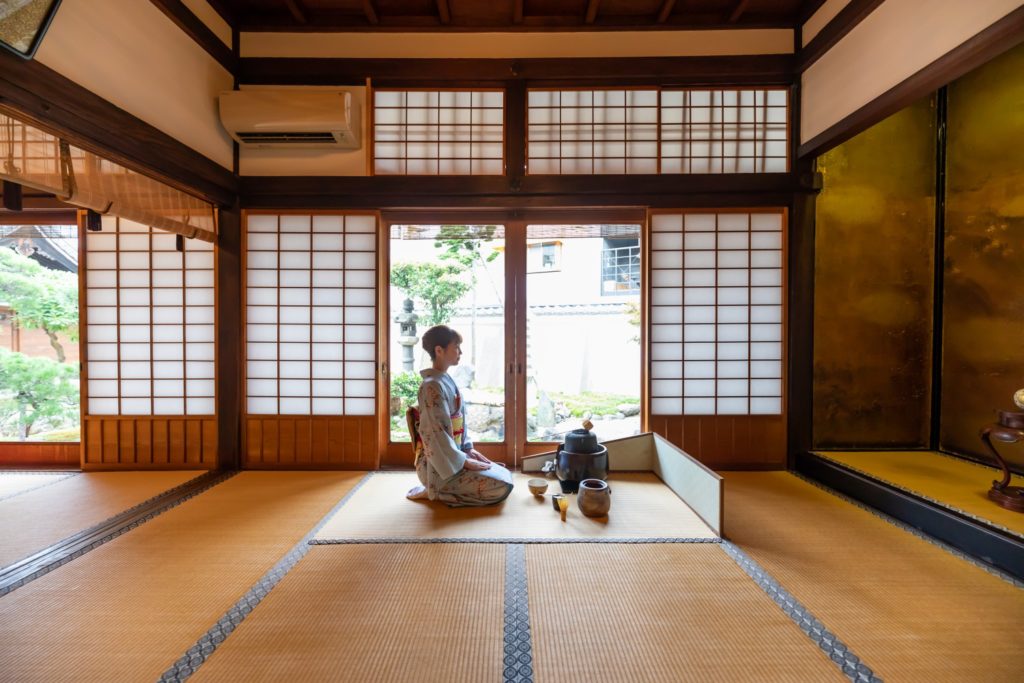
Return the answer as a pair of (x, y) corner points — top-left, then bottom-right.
(601, 238), (640, 295)
(527, 241), (561, 273)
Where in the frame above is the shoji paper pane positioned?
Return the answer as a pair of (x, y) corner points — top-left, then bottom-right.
(660, 89), (789, 174)
(374, 90), (504, 175)
(245, 214), (377, 416)
(528, 89), (659, 174)
(84, 216), (215, 415)
(650, 211), (784, 415)
(527, 88), (788, 175)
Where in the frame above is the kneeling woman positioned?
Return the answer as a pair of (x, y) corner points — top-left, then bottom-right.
(407, 325), (514, 506)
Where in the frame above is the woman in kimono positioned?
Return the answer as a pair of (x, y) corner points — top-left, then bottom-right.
(406, 325), (514, 506)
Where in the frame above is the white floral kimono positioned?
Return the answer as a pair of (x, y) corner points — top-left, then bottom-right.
(414, 368), (513, 507)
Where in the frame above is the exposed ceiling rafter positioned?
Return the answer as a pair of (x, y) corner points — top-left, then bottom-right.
(656, 0), (677, 24)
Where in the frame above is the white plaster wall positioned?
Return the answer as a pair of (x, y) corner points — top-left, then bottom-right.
(181, 0), (232, 48)
(802, 0), (853, 46)
(801, 0), (1024, 144)
(242, 29), (794, 58)
(36, 0), (234, 169)
(236, 85), (369, 176)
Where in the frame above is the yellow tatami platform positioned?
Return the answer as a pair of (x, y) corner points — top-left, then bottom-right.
(723, 471), (1024, 683)
(314, 472), (717, 541)
(0, 470), (200, 568)
(816, 450), (1024, 537)
(0, 471), (364, 682)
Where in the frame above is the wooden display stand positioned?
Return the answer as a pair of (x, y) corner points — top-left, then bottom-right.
(980, 410), (1024, 513)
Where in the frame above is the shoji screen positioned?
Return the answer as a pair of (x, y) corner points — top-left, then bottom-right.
(527, 88), (788, 175)
(373, 90), (504, 175)
(648, 210), (786, 467)
(82, 216), (216, 468)
(244, 213), (378, 468)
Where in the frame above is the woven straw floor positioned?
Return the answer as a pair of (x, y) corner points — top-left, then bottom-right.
(723, 471), (1024, 682)
(0, 471), (364, 682)
(314, 472), (716, 541)
(0, 472), (72, 499)
(192, 544), (506, 682)
(817, 450), (1024, 537)
(527, 544), (845, 682)
(0, 470), (200, 568)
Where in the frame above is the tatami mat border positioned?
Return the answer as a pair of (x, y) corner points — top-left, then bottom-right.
(0, 472), (79, 503)
(310, 537), (722, 544)
(793, 472), (1024, 588)
(719, 541), (880, 683)
(503, 544), (534, 683)
(0, 471), (233, 597)
(813, 453), (1024, 541)
(160, 473), (373, 682)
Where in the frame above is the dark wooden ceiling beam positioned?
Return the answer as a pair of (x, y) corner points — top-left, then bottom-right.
(0, 210), (78, 225)
(361, 0), (379, 25)
(148, 0), (235, 74)
(436, 0), (451, 25)
(239, 54), (794, 86)
(204, 0), (237, 27)
(797, 0), (885, 73)
(1, 181), (22, 212)
(656, 0), (676, 24)
(283, 0), (308, 24)
(0, 50), (237, 206)
(585, 0), (601, 24)
(728, 0), (751, 23)
(513, 0), (524, 24)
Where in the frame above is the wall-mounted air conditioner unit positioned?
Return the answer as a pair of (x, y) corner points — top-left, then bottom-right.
(218, 90), (361, 149)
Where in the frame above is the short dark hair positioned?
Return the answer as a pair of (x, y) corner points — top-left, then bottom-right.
(422, 325), (462, 360)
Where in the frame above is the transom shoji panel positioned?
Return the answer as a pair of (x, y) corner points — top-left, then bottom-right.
(649, 212), (784, 416)
(373, 90), (504, 175)
(527, 88), (788, 175)
(245, 214), (377, 416)
(660, 89), (788, 173)
(85, 216), (215, 415)
(528, 89), (659, 174)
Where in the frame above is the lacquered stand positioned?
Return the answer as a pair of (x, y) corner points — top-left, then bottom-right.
(980, 410), (1024, 513)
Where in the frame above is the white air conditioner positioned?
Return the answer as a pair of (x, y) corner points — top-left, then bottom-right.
(218, 90), (361, 149)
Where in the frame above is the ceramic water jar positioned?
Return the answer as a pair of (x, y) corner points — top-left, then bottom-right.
(576, 478), (611, 517)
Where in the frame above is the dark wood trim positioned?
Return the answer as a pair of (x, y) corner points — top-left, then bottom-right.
(797, 0), (829, 24)
(284, 0), (308, 24)
(362, 0), (380, 25)
(1, 181), (22, 211)
(237, 17), (794, 32)
(799, 6), (1024, 159)
(437, 0), (451, 25)
(787, 163), (817, 465)
(0, 50), (237, 206)
(204, 0), (236, 28)
(513, 0), (524, 24)
(796, 0), (885, 73)
(796, 452), (1024, 581)
(930, 87), (947, 450)
(148, 0), (236, 75)
(728, 0), (752, 23)
(240, 174), (802, 209)
(0, 210), (77, 225)
(216, 205), (242, 469)
(239, 54), (795, 86)
(505, 81), (526, 181)
(585, 0), (601, 24)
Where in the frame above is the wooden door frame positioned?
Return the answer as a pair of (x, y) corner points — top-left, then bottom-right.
(378, 207), (646, 468)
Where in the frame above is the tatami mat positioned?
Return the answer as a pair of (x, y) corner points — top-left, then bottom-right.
(723, 471), (1024, 682)
(0, 471), (364, 682)
(192, 544), (506, 682)
(0, 472), (74, 500)
(817, 450), (1024, 537)
(314, 472), (717, 541)
(527, 544), (845, 682)
(0, 470), (200, 568)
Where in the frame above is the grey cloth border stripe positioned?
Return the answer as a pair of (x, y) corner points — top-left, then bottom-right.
(812, 453), (1024, 541)
(792, 471), (1024, 588)
(503, 544), (534, 683)
(0, 471), (232, 598)
(0, 472), (79, 504)
(719, 541), (882, 683)
(159, 472), (374, 682)
(311, 536), (720, 544)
